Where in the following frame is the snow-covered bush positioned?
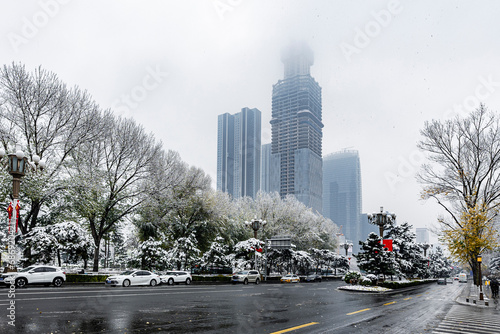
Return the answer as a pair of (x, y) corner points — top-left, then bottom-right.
(343, 270), (362, 284)
(366, 274), (377, 284)
(359, 276), (373, 286)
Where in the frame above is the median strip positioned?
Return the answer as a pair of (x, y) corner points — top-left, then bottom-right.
(270, 322), (319, 334)
(347, 308), (371, 315)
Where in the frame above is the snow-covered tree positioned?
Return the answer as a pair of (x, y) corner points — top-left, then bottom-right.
(429, 246), (451, 278)
(385, 221), (428, 278)
(18, 227), (58, 266)
(490, 255), (500, 275)
(167, 232), (201, 270)
(0, 63), (102, 264)
(201, 236), (231, 268)
(355, 233), (398, 279)
(130, 237), (169, 271)
(65, 114), (163, 272)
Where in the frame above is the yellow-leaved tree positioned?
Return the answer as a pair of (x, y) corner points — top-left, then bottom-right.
(418, 105), (500, 285)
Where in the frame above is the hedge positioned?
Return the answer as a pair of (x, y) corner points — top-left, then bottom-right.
(192, 275), (231, 282)
(379, 279), (436, 289)
(66, 274), (108, 283)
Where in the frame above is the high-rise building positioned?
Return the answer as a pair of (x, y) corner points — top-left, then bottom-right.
(260, 143), (272, 193)
(270, 42), (323, 212)
(416, 228), (430, 244)
(323, 150), (363, 253)
(217, 107), (261, 199)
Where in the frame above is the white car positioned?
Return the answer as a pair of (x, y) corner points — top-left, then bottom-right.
(232, 270), (261, 284)
(0, 265), (66, 288)
(160, 271), (192, 285)
(105, 270), (160, 287)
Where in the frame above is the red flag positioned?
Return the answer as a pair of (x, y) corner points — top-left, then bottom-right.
(7, 202), (12, 232)
(15, 200), (20, 233)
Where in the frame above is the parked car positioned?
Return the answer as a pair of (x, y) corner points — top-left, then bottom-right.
(304, 273), (322, 282)
(105, 270), (160, 287)
(0, 265), (66, 288)
(232, 270), (261, 285)
(437, 278), (447, 285)
(453, 276), (459, 281)
(280, 274), (300, 283)
(446, 277), (453, 284)
(160, 271), (192, 285)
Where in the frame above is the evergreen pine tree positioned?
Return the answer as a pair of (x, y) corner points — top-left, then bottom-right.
(355, 232), (397, 280)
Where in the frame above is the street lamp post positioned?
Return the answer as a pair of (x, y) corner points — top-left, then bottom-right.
(0, 148), (44, 272)
(367, 206), (396, 238)
(478, 255), (484, 301)
(245, 217), (266, 270)
(340, 241), (352, 257)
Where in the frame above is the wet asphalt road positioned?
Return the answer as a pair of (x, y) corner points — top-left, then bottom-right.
(0, 280), (464, 333)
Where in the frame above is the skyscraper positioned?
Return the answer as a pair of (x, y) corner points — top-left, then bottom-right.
(217, 107), (261, 199)
(260, 143), (272, 193)
(323, 150), (363, 253)
(270, 42), (323, 212)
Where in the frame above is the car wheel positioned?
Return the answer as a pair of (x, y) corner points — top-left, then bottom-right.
(185, 278), (191, 285)
(243, 278), (248, 285)
(150, 279), (157, 287)
(53, 277), (64, 287)
(255, 278), (260, 285)
(168, 278), (174, 285)
(122, 279), (131, 287)
(16, 278), (27, 288)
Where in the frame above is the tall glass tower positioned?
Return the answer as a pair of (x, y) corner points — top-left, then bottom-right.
(217, 107), (261, 199)
(270, 42), (323, 213)
(323, 150), (363, 253)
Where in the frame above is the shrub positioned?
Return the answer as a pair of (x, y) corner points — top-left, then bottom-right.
(359, 276), (373, 286)
(66, 274), (108, 283)
(343, 271), (362, 284)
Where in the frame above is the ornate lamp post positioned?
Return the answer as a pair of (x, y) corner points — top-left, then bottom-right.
(245, 217), (267, 270)
(0, 148), (45, 272)
(478, 255), (484, 301)
(367, 206), (396, 238)
(340, 241), (352, 257)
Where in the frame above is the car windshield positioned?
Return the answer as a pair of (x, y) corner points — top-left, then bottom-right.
(236, 271), (248, 275)
(120, 270), (135, 275)
(19, 266), (35, 272)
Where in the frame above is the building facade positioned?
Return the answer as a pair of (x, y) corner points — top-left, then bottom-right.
(323, 150), (363, 253)
(270, 42), (323, 213)
(217, 107), (261, 199)
(260, 143), (272, 193)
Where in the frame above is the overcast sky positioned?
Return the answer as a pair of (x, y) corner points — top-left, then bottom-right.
(2, 1), (500, 242)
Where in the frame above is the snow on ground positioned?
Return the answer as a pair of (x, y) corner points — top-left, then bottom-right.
(338, 285), (392, 292)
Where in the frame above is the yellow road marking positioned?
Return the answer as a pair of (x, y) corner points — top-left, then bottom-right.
(404, 297), (412, 300)
(384, 301), (397, 305)
(347, 308), (371, 315)
(270, 322), (319, 334)
(416, 294), (422, 297)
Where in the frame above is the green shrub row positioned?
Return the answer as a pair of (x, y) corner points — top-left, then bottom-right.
(66, 274), (108, 283)
(192, 275), (231, 282)
(379, 279), (435, 289)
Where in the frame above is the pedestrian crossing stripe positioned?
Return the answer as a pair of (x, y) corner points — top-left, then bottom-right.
(432, 305), (500, 334)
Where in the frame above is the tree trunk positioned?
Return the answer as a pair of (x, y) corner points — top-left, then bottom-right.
(92, 237), (102, 272)
(57, 249), (61, 267)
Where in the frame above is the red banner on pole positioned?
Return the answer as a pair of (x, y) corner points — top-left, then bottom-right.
(7, 202), (12, 232)
(15, 200), (20, 233)
(382, 239), (393, 252)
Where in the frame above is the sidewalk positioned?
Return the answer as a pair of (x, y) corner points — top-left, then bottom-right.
(455, 280), (498, 309)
